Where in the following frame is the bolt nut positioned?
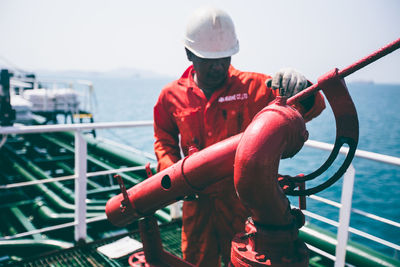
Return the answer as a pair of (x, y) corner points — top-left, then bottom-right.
(120, 204), (127, 213)
(255, 254), (267, 262)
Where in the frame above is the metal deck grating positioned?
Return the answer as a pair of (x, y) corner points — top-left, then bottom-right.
(7, 221), (182, 267)
(1, 220), (333, 267)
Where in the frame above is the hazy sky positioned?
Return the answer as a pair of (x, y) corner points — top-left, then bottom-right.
(0, 0), (399, 83)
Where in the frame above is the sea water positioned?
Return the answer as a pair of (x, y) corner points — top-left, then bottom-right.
(44, 73), (400, 258)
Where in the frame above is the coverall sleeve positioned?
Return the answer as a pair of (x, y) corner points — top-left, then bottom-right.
(294, 91), (326, 122)
(153, 96), (181, 172)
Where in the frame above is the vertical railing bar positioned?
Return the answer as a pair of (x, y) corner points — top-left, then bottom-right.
(74, 130), (87, 242)
(334, 164), (355, 267)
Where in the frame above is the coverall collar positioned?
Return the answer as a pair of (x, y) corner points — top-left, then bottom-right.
(178, 65), (235, 101)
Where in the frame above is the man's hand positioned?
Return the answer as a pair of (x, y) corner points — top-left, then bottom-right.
(266, 68), (308, 97)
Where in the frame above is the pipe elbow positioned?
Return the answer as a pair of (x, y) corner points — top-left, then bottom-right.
(234, 98), (307, 224)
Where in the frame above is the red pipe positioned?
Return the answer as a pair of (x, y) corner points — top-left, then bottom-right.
(338, 37), (400, 78)
(106, 133), (242, 227)
(288, 37), (400, 105)
(105, 98), (306, 228)
(231, 97), (309, 266)
(107, 38), (400, 227)
(105, 37), (400, 266)
(106, 97), (310, 265)
(234, 97), (307, 224)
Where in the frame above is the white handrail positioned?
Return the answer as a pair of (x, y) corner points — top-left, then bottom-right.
(0, 215), (107, 241)
(0, 164), (157, 189)
(302, 209), (400, 251)
(0, 120), (154, 135)
(1, 123), (398, 166)
(309, 195), (400, 228)
(305, 140), (400, 166)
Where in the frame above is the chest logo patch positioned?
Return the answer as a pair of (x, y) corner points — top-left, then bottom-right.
(218, 93), (248, 103)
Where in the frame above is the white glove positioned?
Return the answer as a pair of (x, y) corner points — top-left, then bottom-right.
(266, 68), (308, 97)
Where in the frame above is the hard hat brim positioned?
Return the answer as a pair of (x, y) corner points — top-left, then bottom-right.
(184, 40), (239, 59)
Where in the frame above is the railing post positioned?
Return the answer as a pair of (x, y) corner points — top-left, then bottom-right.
(74, 130), (87, 243)
(335, 164), (355, 267)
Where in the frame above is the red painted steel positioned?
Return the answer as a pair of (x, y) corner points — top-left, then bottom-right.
(106, 37), (399, 266)
(106, 98), (309, 266)
(128, 216), (194, 267)
(231, 220), (308, 267)
(105, 134), (243, 227)
(338, 37), (400, 78)
(234, 97), (307, 224)
(231, 97), (309, 266)
(288, 37), (400, 105)
(105, 98), (305, 228)
(283, 68), (359, 196)
(106, 100), (306, 222)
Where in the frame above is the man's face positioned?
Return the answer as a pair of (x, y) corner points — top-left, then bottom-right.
(187, 50), (231, 89)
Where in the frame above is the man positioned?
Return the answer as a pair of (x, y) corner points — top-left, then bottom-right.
(153, 7), (325, 266)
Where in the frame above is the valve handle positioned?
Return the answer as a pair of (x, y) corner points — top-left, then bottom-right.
(114, 174), (132, 213)
(114, 174), (129, 201)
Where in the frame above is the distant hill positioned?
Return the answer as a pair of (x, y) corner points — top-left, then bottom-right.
(0, 64), (173, 80)
(347, 79), (375, 85)
(34, 68), (172, 80)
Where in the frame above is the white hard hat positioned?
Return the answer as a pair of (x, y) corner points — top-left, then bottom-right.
(184, 7), (239, 59)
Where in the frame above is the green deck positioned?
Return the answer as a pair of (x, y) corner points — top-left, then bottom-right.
(3, 220), (333, 267)
(2, 221), (179, 267)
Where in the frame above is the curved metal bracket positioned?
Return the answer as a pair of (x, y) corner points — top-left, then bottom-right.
(285, 68), (359, 196)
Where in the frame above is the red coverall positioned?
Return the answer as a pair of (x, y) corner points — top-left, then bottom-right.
(153, 65), (325, 266)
